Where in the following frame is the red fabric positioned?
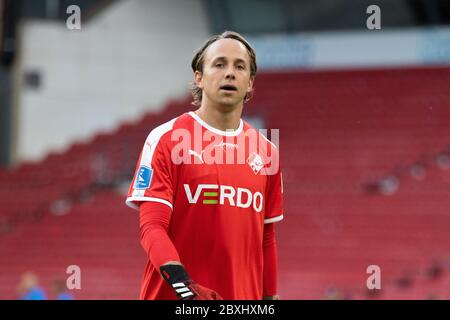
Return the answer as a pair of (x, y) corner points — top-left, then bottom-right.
(128, 112), (284, 299)
(139, 201), (180, 270)
(263, 222), (278, 297)
(187, 281), (224, 300)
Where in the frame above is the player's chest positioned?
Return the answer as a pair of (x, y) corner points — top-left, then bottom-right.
(177, 161), (266, 192)
(175, 162), (266, 211)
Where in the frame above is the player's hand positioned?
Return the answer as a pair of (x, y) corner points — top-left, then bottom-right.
(160, 264), (223, 300)
(186, 280), (223, 300)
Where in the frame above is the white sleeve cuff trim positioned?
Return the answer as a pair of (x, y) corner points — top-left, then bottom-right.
(125, 196), (173, 211)
(264, 214), (284, 224)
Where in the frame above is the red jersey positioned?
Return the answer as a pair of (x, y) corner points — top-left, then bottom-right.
(126, 111), (284, 300)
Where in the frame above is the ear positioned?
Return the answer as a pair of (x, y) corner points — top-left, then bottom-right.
(194, 71), (203, 89)
(247, 76), (254, 94)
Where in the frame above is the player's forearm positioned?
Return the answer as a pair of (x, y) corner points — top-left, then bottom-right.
(142, 227), (181, 269)
(139, 202), (181, 269)
(262, 222), (279, 298)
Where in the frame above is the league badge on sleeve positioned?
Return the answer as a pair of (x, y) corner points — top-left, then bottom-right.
(134, 165), (153, 190)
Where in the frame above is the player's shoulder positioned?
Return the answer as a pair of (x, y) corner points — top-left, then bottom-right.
(242, 120), (279, 152)
(145, 112), (192, 145)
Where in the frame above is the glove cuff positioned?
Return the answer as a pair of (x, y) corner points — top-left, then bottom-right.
(160, 264), (191, 286)
(160, 264), (196, 300)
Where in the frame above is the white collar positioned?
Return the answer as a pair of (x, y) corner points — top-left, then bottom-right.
(188, 111), (243, 136)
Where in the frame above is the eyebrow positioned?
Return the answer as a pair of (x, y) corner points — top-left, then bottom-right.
(212, 56), (247, 65)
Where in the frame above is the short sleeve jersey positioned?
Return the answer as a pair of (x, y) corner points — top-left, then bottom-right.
(126, 111), (283, 300)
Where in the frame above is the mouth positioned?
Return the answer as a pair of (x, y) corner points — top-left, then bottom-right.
(219, 84), (238, 92)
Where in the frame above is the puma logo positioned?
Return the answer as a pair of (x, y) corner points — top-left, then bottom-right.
(188, 149), (205, 163)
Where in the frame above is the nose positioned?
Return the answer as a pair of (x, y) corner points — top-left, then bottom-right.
(225, 66), (235, 80)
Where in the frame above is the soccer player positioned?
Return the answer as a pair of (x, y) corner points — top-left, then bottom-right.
(126, 31), (283, 300)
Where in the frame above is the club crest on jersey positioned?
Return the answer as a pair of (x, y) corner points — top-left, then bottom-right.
(134, 165), (153, 189)
(247, 153), (264, 175)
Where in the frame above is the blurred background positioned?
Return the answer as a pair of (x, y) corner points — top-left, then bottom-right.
(1, 0), (450, 300)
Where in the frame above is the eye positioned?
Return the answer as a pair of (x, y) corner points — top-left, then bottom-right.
(215, 63), (224, 68)
(237, 65), (245, 70)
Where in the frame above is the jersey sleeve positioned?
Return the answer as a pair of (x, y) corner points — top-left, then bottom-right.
(126, 130), (175, 211)
(264, 147), (284, 224)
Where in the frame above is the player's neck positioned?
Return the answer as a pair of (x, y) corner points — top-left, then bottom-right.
(195, 102), (243, 132)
